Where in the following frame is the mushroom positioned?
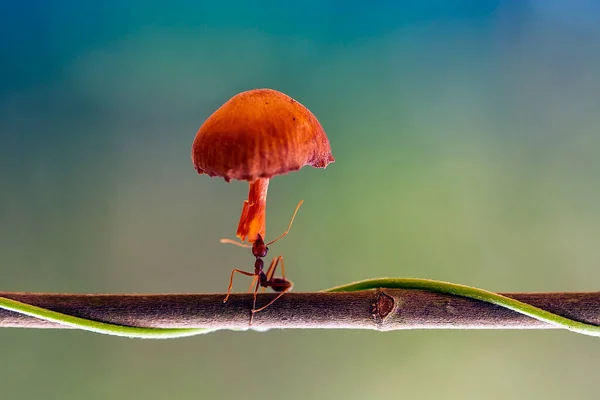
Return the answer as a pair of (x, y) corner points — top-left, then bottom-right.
(192, 88), (334, 243)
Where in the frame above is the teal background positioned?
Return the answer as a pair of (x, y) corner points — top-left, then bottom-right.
(1, 1), (600, 399)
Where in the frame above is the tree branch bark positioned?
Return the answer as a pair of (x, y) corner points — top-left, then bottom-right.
(1, 290), (599, 331)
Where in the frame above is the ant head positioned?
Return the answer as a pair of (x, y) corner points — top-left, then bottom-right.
(251, 234), (269, 258)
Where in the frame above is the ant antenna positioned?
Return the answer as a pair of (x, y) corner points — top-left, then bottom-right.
(219, 238), (252, 248)
(266, 200), (303, 246)
(219, 200), (304, 247)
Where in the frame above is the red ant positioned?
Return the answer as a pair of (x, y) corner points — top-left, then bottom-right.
(221, 200), (303, 323)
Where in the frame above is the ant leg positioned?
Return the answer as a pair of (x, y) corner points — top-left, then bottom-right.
(265, 255), (284, 282)
(249, 275), (261, 325)
(223, 269), (256, 303)
(247, 275), (258, 292)
(219, 238), (252, 248)
(253, 256), (292, 313)
(266, 200), (303, 246)
(253, 286), (292, 313)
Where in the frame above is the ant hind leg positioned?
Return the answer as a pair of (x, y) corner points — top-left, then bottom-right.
(253, 256), (292, 313)
(265, 255), (285, 282)
(252, 285), (292, 313)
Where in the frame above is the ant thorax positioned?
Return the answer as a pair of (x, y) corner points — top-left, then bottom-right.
(253, 258), (264, 275)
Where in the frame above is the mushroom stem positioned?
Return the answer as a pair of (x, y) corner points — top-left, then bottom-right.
(236, 178), (270, 243)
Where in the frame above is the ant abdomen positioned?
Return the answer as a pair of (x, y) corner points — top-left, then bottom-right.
(270, 278), (292, 292)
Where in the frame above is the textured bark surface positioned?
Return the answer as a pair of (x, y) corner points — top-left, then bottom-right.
(1, 290), (599, 331)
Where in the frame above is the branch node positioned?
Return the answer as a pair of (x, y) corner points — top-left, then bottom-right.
(372, 289), (395, 329)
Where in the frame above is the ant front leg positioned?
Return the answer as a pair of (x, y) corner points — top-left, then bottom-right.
(248, 275), (259, 293)
(223, 269), (256, 303)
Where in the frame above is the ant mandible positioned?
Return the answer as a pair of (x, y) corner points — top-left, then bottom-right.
(220, 200), (303, 322)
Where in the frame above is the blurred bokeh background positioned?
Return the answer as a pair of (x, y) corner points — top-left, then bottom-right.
(1, 1), (600, 399)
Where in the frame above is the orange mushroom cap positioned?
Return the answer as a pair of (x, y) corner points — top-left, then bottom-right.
(192, 88), (334, 182)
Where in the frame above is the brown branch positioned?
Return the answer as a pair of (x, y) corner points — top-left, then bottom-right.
(1, 290), (599, 331)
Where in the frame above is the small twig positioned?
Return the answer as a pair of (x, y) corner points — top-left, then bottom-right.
(1, 290), (599, 331)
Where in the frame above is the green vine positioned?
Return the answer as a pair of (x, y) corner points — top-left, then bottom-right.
(327, 278), (600, 337)
(0, 296), (217, 338)
(1, 278), (598, 339)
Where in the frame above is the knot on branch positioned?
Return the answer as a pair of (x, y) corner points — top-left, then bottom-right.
(372, 290), (395, 328)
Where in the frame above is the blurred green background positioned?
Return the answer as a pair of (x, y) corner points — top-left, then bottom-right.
(1, 1), (600, 399)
